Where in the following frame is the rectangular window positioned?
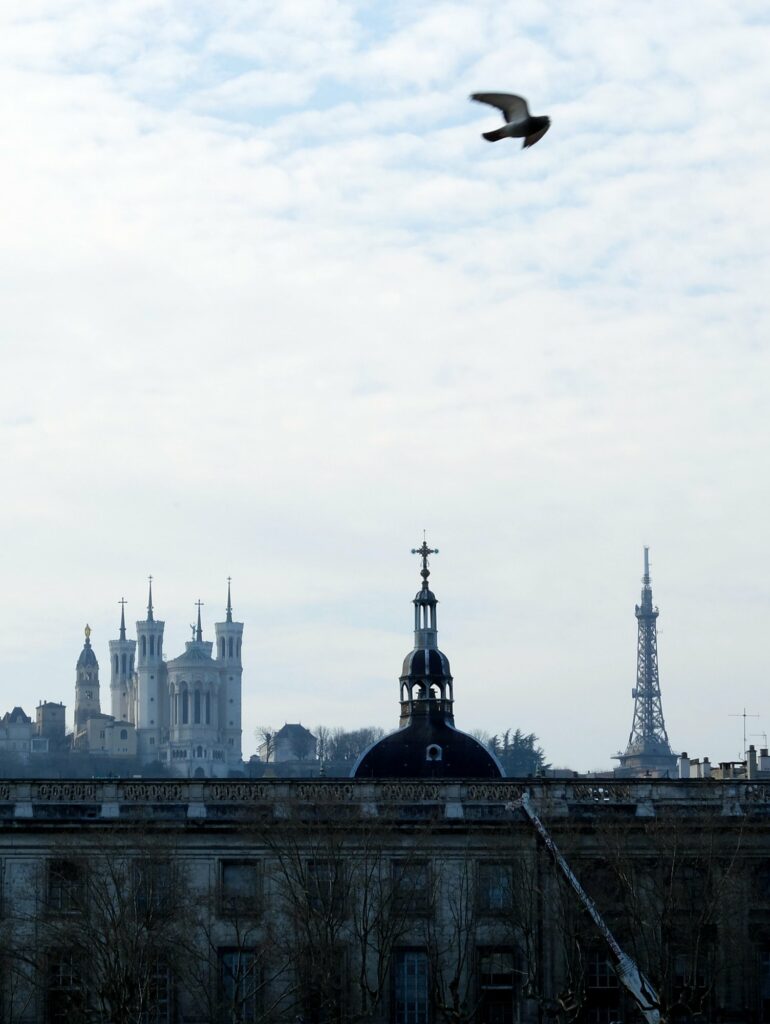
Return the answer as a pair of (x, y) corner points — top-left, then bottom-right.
(141, 959), (172, 1024)
(587, 951), (619, 990)
(308, 860), (346, 917)
(478, 863), (514, 914)
(47, 952), (85, 1022)
(299, 946), (347, 1024)
(220, 860), (260, 916)
(134, 860), (173, 914)
(759, 948), (770, 1023)
(392, 861), (431, 914)
(673, 950), (707, 992)
(393, 950), (429, 1024)
(47, 859), (84, 914)
(584, 950), (620, 1024)
(220, 949), (258, 1023)
(478, 949), (517, 1024)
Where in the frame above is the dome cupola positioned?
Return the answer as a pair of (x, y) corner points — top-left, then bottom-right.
(353, 538), (502, 779)
(76, 623), (98, 669)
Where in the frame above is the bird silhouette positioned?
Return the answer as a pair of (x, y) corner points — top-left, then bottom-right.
(470, 93), (551, 148)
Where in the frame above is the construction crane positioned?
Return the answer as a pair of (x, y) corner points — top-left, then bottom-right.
(508, 794), (661, 1024)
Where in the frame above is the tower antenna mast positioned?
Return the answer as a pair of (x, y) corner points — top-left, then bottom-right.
(614, 548), (675, 775)
(729, 707), (760, 759)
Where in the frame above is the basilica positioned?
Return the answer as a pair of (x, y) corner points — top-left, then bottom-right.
(72, 579), (244, 778)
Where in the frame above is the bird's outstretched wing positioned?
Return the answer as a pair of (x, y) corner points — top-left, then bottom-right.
(523, 123), (550, 148)
(470, 92), (529, 125)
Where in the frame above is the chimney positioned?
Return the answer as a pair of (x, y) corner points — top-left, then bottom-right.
(748, 745), (758, 779)
(760, 748), (770, 773)
(702, 757), (711, 778)
(678, 752), (690, 779)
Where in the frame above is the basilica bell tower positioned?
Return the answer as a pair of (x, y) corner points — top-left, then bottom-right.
(74, 624), (101, 734)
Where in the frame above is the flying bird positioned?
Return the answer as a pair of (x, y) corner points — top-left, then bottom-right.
(470, 93), (551, 148)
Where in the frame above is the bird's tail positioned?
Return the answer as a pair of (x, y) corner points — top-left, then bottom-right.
(482, 127), (509, 142)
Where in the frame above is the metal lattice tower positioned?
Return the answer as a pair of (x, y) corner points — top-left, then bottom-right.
(615, 548), (676, 775)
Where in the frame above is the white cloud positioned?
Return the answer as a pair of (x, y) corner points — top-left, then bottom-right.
(0, 1), (769, 770)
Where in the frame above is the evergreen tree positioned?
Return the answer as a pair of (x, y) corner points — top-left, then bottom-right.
(487, 729), (548, 777)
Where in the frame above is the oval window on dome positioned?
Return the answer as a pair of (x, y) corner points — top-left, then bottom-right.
(426, 744), (443, 762)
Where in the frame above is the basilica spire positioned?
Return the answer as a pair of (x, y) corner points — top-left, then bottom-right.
(226, 577), (233, 623)
(147, 575), (154, 622)
(118, 598), (127, 641)
(195, 600), (204, 642)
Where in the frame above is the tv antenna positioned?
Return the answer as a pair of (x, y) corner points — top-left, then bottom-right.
(729, 707), (759, 759)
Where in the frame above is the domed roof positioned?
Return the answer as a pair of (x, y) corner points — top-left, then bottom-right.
(401, 647), (451, 678)
(77, 626), (98, 669)
(352, 702), (503, 779)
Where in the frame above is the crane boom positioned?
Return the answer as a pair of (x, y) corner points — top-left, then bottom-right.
(509, 794), (661, 1024)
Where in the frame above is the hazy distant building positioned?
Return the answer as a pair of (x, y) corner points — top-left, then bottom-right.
(73, 623), (101, 742)
(259, 723), (317, 763)
(101, 579), (244, 777)
(0, 706), (34, 759)
(50, 580), (243, 777)
(36, 700), (66, 750)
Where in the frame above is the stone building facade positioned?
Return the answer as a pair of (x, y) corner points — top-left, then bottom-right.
(0, 777), (768, 1023)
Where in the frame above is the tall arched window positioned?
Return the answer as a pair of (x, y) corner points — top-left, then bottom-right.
(194, 691), (201, 724)
(205, 692), (211, 724)
(149, 635), (155, 656)
(219, 637), (225, 658)
(236, 640), (241, 657)
(121, 653), (127, 675)
(228, 637), (234, 657)
(114, 655), (119, 675)
(182, 691), (189, 725)
(141, 636), (146, 657)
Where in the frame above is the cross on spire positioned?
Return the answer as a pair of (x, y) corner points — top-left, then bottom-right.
(411, 535), (439, 589)
(118, 597), (127, 641)
(195, 599), (204, 642)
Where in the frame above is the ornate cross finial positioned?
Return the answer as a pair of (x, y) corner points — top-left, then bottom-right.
(411, 535), (439, 588)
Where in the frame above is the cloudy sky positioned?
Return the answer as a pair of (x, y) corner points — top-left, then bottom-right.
(1, 1), (769, 771)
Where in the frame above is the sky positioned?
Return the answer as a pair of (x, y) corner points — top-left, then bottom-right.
(1, 1), (770, 772)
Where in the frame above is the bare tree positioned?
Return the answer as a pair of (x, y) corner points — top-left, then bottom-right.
(590, 808), (746, 1023)
(176, 864), (292, 1024)
(255, 726), (275, 764)
(260, 799), (419, 1023)
(422, 849), (479, 1024)
(10, 837), (193, 1024)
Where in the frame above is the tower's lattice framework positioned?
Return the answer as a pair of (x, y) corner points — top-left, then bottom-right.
(615, 548), (676, 775)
